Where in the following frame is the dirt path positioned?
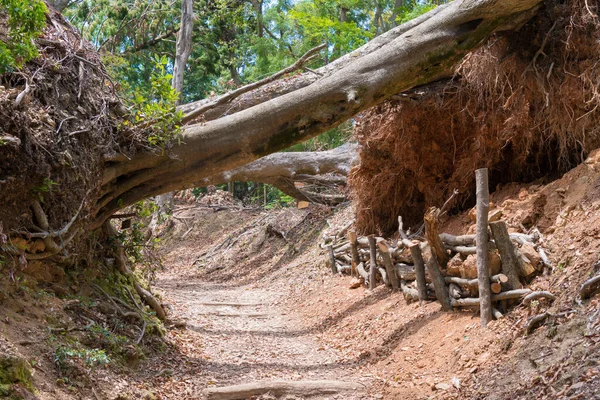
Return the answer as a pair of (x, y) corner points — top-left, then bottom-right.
(152, 276), (373, 399)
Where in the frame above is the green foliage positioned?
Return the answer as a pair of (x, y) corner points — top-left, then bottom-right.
(289, 121), (352, 152)
(289, 0), (373, 60)
(110, 200), (164, 283)
(116, 55), (183, 149)
(32, 177), (59, 202)
(53, 344), (110, 374)
(397, 1), (439, 24)
(0, 356), (34, 398)
(0, 0), (47, 72)
(264, 191), (295, 209)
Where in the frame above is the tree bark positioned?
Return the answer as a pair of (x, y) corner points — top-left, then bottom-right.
(489, 221), (523, 290)
(348, 231), (360, 278)
(426, 254), (452, 311)
(378, 241), (399, 291)
(199, 144), (357, 204)
(148, 0), (194, 236)
(424, 207), (450, 267)
(368, 235), (378, 290)
(173, 0), (194, 104)
(96, 0), (542, 224)
(406, 240), (428, 303)
(475, 168), (492, 327)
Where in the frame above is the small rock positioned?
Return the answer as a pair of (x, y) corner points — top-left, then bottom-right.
(434, 382), (451, 391)
(451, 376), (461, 389)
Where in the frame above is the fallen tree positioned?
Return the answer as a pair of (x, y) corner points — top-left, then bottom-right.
(0, 0), (543, 317)
(94, 0), (542, 225)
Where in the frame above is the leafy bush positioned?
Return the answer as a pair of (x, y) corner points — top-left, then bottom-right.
(108, 55), (183, 149)
(0, 0), (47, 72)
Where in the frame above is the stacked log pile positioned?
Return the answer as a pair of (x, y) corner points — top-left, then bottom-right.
(322, 211), (554, 320)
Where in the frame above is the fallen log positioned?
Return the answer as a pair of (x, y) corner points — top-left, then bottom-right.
(378, 241), (399, 291)
(522, 291), (555, 305)
(449, 283), (463, 299)
(511, 232), (538, 246)
(205, 380), (360, 400)
(439, 233), (537, 247)
(580, 274), (600, 300)
(444, 274), (508, 288)
(394, 263), (415, 281)
(400, 282), (420, 303)
(333, 242), (350, 253)
(490, 282), (502, 294)
(491, 307), (503, 320)
(445, 243), (496, 255)
(439, 233), (476, 246)
(336, 264), (351, 274)
(450, 289), (532, 307)
(335, 253), (352, 264)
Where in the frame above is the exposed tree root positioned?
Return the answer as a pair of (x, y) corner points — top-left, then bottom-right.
(522, 291), (556, 306)
(580, 274), (600, 300)
(205, 380), (361, 400)
(525, 312), (550, 334)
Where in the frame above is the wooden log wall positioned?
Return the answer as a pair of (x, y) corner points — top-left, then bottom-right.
(321, 173), (554, 323)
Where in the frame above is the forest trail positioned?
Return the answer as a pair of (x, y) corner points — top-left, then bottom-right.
(156, 277), (368, 399)
(113, 171), (600, 400)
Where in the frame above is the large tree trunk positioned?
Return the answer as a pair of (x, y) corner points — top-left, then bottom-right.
(200, 143), (357, 204)
(172, 0), (194, 104)
(148, 0), (194, 235)
(95, 0), (541, 224)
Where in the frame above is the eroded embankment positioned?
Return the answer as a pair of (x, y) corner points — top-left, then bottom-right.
(351, 0), (600, 235)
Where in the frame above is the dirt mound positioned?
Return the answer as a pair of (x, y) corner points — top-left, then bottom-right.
(351, 0), (600, 235)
